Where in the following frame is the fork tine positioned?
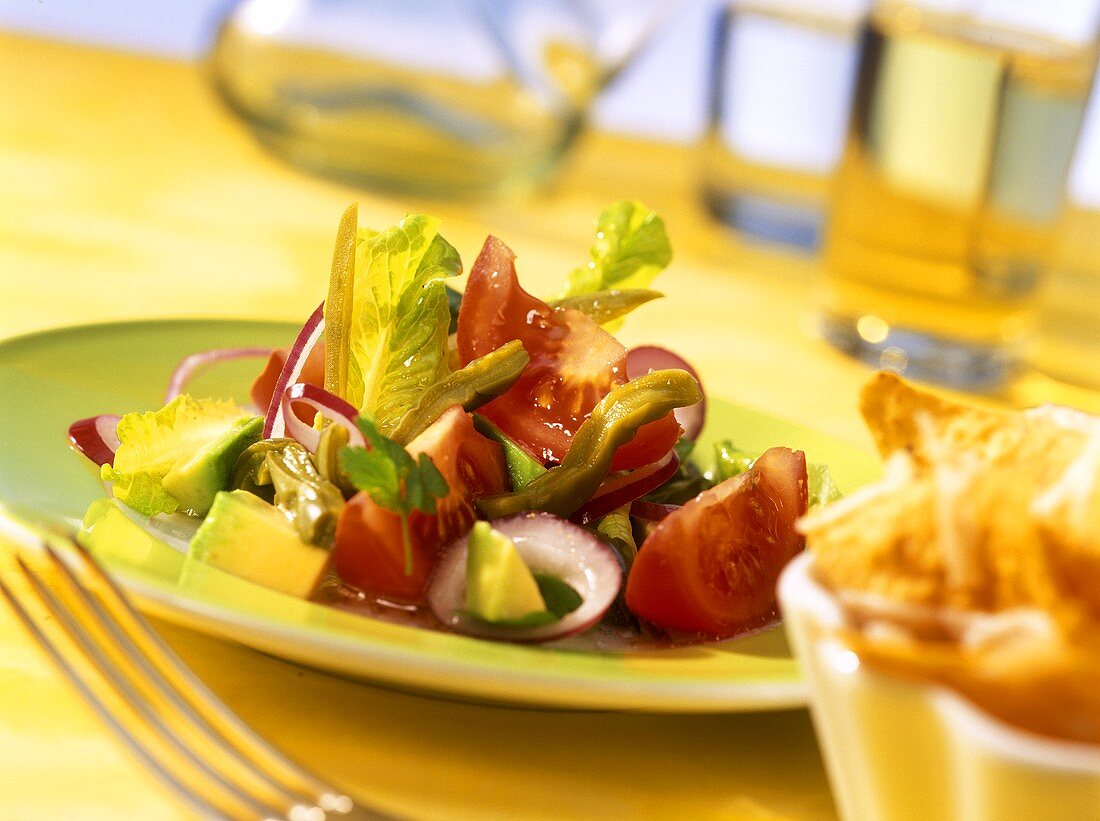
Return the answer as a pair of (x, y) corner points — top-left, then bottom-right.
(0, 571), (226, 820)
(40, 541), (319, 814)
(14, 553), (286, 820)
(0, 509), (395, 821)
(64, 538), (376, 818)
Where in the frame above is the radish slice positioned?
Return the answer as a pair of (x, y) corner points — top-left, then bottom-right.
(265, 302), (326, 439)
(630, 500), (680, 522)
(68, 415), (122, 467)
(279, 382), (365, 452)
(571, 451), (680, 525)
(428, 513), (623, 642)
(164, 347), (273, 404)
(627, 345), (706, 440)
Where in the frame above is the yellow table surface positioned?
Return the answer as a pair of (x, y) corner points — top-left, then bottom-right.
(1, 32), (1096, 820)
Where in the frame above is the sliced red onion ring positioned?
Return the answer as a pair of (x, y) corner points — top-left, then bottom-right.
(571, 451), (679, 525)
(68, 414), (122, 467)
(428, 513), (623, 643)
(279, 382), (365, 452)
(627, 345), (706, 440)
(630, 500), (680, 522)
(265, 302), (326, 439)
(165, 347), (273, 404)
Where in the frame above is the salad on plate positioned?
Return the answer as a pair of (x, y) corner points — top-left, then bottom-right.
(70, 201), (836, 647)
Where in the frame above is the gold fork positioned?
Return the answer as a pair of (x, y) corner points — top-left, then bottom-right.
(0, 516), (395, 821)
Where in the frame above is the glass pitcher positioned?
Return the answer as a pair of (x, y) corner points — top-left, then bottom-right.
(210, 0), (677, 198)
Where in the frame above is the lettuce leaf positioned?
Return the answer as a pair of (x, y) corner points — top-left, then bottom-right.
(564, 200), (672, 297)
(701, 440), (843, 507)
(345, 215), (461, 434)
(101, 396), (249, 516)
(596, 505), (638, 571)
(705, 440), (756, 484)
(808, 463), (843, 507)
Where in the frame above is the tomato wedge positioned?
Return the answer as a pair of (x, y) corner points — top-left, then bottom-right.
(333, 406), (508, 602)
(625, 447), (808, 637)
(249, 341), (326, 416)
(456, 236), (680, 470)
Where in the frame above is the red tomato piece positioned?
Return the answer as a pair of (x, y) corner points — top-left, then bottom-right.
(249, 341), (326, 420)
(333, 406), (508, 602)
(625, 447), (808, 638)
(456, 236), (680, 470)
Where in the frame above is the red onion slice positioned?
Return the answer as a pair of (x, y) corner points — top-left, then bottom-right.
(630, 500), (680, 522)
(164, 347), (273, 404)
(279, 382), (365, 452)
(571, 451), (679, 525)
(627, 345), (706, 440)
(265, 303), (326, 438)
(68, 414), (122, 467)
(428, 513), (623, 643)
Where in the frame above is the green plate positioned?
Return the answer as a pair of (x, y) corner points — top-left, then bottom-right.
(0, 320), (880, 711)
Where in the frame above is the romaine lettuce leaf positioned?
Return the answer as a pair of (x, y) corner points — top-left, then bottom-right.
(101, 396), (249, 517)
(564, 200), (672, 297)
(345, 215), (461, 434)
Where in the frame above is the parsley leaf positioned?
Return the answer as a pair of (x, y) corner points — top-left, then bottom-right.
(340, 415), (450, 575)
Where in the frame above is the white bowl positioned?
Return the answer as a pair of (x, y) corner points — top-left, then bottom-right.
(779, 552), (1100, 821)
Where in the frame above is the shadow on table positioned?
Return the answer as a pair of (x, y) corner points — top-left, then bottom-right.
(160, 618), (836, 820)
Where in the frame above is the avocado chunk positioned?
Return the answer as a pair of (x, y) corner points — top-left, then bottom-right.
(465, 521), (547, 623)
(79, 499), (186, 578)
(189, 490), (331, 598)
(473, 415), (546, 490)
(163, 416), (262, 516)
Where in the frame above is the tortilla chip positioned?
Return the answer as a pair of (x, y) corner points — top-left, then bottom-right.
(858, 372), (1015, 465)
(809, 373), (1096, 622)
(847, 625), (1100, 744)
(806, 373), (1100, 744)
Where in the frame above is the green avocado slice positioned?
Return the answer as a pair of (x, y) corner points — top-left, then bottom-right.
(188, 490), (331, 598)
(464, 521), (546, 623)
(162, 416), (262, 516)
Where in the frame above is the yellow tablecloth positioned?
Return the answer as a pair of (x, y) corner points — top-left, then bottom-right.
(0, 32), (1094, 820)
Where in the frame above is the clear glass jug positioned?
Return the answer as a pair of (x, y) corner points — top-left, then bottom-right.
(210, 0), (676, 197)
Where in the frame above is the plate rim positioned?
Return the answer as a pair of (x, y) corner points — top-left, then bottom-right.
(126, 572), (809, 712)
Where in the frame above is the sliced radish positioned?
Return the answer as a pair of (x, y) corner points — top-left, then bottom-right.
(571, 451), (680, 525)
(279, 382), (365, 453)
(428, 513), (623, 642)
(265, 302), (326, 439)
(68, 414), (122, 467)
(627, 345), (706, 440)
(164, 347), (273, 404)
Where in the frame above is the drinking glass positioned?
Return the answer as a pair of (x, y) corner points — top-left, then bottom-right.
(818, 0), (1100, 388)
(209, 0), (677, 198)
(1031, 83), (1100, 390)
(702, 0), (870, 250)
